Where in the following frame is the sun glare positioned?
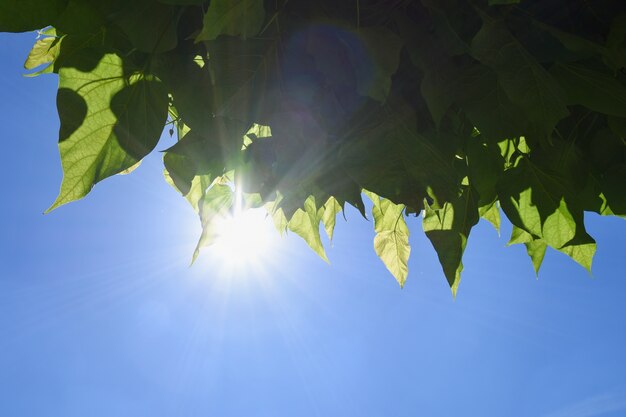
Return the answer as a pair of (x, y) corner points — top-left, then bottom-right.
(209, 190), (276, 273)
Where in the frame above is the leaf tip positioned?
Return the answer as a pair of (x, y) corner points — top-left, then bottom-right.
(190, 247), (200, 266)
(450, 285), (458, 299)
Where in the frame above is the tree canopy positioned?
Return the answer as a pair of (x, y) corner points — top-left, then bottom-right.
(2, 0), (625, 295)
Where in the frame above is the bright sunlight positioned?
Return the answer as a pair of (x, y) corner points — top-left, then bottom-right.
(209, 189), (276, 273)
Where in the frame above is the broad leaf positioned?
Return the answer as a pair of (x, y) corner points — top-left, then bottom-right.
(196, 0), (264, 41)
(479, 202), (501, 234)
(456, 63), (528, 140)
(550, 61), (626, 117)
(165, 170), (212, 213)
(423, 186), (479, 296)
(288, 196), (328, 262)
(348, 27), (403, 102)
(368, 193), (410, 287)
(48, 52), (168, 211)
(0, 0), (67, 32)
(321, 196), (342, 242)
(113, 0), (181, 53)
(24, 28), (63, 75)
(165, 117), (249, 178)
(265, 197), (288, 236)
(471, 14), (569, 137)
(421, 61), (457, 127)
(508, 226), (547, 275)
(204, 36), (278, 122)
(158, 0), (204, 4)
(557, 232), (596, 273)
(192, 184), (234, 263)
(497, 158), (597, 263)
(606, 14), (626, 70)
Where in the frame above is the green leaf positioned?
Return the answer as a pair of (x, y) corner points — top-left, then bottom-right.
(600, 165), (626, 216)
(479, 202), (501, 234)
(349, 27), (403, 102)
(456, 63), (528, 140)
(608, 116), (626, 139)
(466, 135), (505, 206)
(421, 61), (457, 127)
(243, 123), (272, 148)
(24, 28), (63, 74)
(51, 0), (124, 36)
(170, 173), (211, 213)
(497, 158), (597, 268)
(192, 184), (234, 263)
(163, 150), (214, 214)
(307, 26), (402, 102)
(606, 14), (626, 70)
(343, 104), (459, 211)
(165, 117), (249, 177)
(321, 196), (342, 242)
(534, 21), (606, 59)
(113, 0), (181, 53)
(265, 198), (288, 236)
(550, 61), (626, 117)
(509, 201), (597, 273)
(557, 232), (596, 273)
(154, 51), (215, 131)
(423, 186), (479, 296)
(496, 136), (530, 168)
(288, 196), (329, 262)
(163, 152), (196, 196)
(417, 0), (473, 57)
(196, 0), (264, 41)
(117, 160), (142, 175)
(0, 0), (68, 32)
(471, 15), (569, 137)
(48, 52), (168, 211)
(525, 239), (548, 276)
(158, 0), (204, 4)
(369, 193), (410, 287)
(204, 36), (278, 121)
(507, 226), (546, 275)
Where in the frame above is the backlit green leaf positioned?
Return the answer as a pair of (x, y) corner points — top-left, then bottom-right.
(423, 186), (479, 296)
(369, 193), (410, 287)
(48, 53), (168, 211)
(507, 226), (546, 275)
(24, 27), (62, 74)
(321, 197), (342, 242)
(288, 196), (328, 262)
(557, 233), (596, 273)
(498, 158), (597, 270)
(192, 184), (234, 263)
(479, 202), (501, 234)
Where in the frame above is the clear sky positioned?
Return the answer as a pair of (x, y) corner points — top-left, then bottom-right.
(1, 32), (626, 417)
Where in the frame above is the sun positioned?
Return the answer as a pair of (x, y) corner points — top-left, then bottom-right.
(209, 191), (277, 273)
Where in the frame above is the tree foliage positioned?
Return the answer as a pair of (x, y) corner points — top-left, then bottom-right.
(2, 0), (625, 294)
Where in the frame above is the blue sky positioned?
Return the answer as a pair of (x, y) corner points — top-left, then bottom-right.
(1, 32), (626, 417)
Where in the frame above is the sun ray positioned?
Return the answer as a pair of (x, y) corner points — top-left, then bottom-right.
(207, 188), (278, 277)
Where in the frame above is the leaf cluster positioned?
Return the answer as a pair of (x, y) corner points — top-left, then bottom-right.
(3, 0), (625, 294)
